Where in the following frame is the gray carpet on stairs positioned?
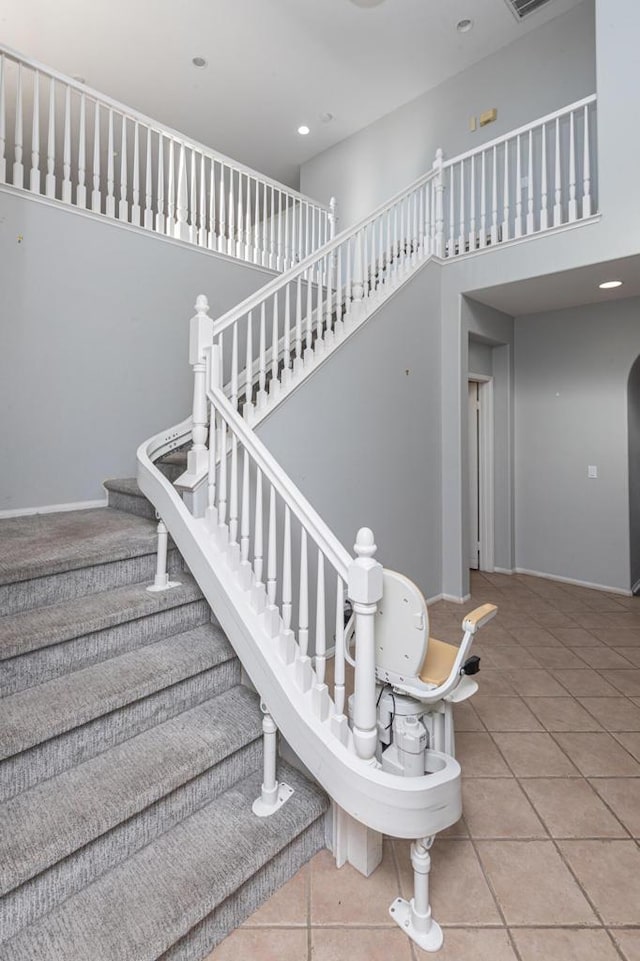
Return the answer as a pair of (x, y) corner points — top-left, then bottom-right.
(0, 764), (328, 961)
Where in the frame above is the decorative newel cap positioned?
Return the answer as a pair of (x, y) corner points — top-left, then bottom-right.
(195, 294), (210, 315)
(329, 196), (337, 213)
(433, 147), (444, 169)
(354, 527), (377, 559)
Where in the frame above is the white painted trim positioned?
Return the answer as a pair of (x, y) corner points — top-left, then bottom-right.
(0, 498), (107, 519)
(468, 376), (495, 574)
(441, 593), (472, 604)
(439, 214), (601, 266)
(493, 566), (515, 575)
(514, 567), (632, 597)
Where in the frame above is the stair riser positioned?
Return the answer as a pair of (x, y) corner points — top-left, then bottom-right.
(1, 600), (211, 696)
(0, 740), (262, 944)
(106, 489), (157, 521)
(0, 550), (183, 617)
(160, 820), (326, 961)
(0, 660), (241, 801)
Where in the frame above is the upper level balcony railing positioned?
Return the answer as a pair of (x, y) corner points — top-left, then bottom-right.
(0, 45), (334, 271)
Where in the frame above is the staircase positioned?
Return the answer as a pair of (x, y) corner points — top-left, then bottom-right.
(0, 501), (328, 960)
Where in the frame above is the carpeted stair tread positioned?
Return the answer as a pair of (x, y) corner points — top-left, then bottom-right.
(103, 478), (144, 498)
(0, 762), (328, 961)
(0, 685), (262, 896)
(0, 575), (204, 661)
(0, 624), (234, 760)
(0, 509), (158, 587)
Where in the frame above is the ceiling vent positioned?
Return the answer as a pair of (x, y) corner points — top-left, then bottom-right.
(503, 0), (554, 19)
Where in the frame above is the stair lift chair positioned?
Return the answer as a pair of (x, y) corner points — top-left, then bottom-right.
(373, 571), (497, 774)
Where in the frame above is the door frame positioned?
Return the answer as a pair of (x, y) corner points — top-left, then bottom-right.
(468, 374), (495, 572)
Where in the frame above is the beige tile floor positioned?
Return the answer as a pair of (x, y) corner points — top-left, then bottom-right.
(206, 571), (640, 960)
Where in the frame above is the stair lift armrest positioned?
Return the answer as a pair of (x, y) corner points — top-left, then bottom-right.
(462, 603), (497, 634)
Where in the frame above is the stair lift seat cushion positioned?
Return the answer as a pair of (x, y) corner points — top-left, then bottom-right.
(418, 637), (460, 687)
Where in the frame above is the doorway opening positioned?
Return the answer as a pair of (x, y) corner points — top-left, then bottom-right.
(468, 376), (494, 572)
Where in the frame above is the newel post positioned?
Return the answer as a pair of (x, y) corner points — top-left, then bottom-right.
(187, 294), (214, 478)
(348, 528), (383, 762)
(432, 148), (445, 259)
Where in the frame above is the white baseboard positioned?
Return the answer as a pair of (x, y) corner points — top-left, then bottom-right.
(514, 566), (632, 598)
(438, 593), (471, 605)
(0, 498), (108, 519)
(492, 567), (515, 575)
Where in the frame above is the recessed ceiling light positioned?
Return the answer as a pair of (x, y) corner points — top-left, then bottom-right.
(456, 18), (473, 32)
(298, 125), (310, 136)
(599, 280), (623, 289)
(192, 56), (207, 68)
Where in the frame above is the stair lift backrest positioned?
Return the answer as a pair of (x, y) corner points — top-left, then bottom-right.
(375, 570), (429, 687)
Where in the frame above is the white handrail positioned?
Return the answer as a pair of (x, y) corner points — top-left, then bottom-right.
(0, 43), (331, 269)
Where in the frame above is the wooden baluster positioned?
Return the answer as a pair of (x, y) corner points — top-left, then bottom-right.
(290, 197), (297, 267)
(74, 92), (86, 208)
(254, 180), (262, 263)
(279, 505), (295, 663)
(208, 159), (216, 249)
(377, 215), (384, 281)
(430, 181), (437, 253)
(313, 550), (329, 720)
(0, 54), (5, 183)
(236, 173), (244, 258)
(257, 302), (267, 407)
(131, 122), (141, 223)
(198, 153), (206, 245)
(175, 143), (188, 240)
(228, 171), (235, 256)
(277, 191), (284, 269)
(468, 155), (476, 251)
(399, 196), (406, 271)
(568, 111), (578, 222)
(490, 145), (498, 245)
(284, 196), (290, 269)
(281, 286), (291, 386)
(479, 151), (486, 248)
(228, 433), (239, 566)
(244, 310), (253, 420)
(239, 447), (252, 589)
(13, 62), (24, 188)
(106, 109), (115, 216)
(270, 296), (279, 397)
(269, 185), (276, 268)
(412, 191), (419, 264)
(553, 117), (562, 226)
(458, 160), (465, 254)
(118, 116), (128, 221)
(60, 85), (70, 203)
(311, 205), (316, 259)
(352, 231), (365, 308)
(231, 322), (239, 410)
(514, 135), (522, 238)
(218, 165), (226, 253)
(29, 71), (40, 193)
(526, 129), (534, 234)
(246, 176), (253, 261)
(448, 167), (455, 256)
(540, 123), (549, 230)
(189, 149), (197, 243)
(325, 254), (333, 344)
(253, 467), (265, 609)
(91, 102), (101, 212)
(583, 104), (592, 218)
(167, 139), (175, 235)
(345, 233), (352, 308)
(303, 269), (312, 364)
(501, 140), (510, 242)
(304, 202), (310, 259)
(261, 182), (268, 265)
(334, 574), (346, 718)
(295, 272), (304, 370)
(205, 402), (217, 528)
(144, 127), (153, 229)
(217, 416), (228, 539)
(264, 485), (279, 635)
(156, 135), (165, 233)
(423, 182), (430, 254)
(296, 528), (312, 691)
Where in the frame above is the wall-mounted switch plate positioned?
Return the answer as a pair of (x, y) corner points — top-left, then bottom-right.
(588, 465), (598, 478)
(469, 116), (477, 132)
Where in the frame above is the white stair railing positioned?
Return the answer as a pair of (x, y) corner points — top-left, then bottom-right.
(0, 45), (332, 269)
(441, 95), (597, 256)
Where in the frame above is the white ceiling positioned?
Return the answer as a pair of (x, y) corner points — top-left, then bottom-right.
(1, 0), (584, 188)
(466, 255), (640, 317)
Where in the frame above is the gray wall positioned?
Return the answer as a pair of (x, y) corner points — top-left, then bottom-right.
(301, 1), (595, 229)
(468, 340), (493, 378)
(0, 188), (274, 511)
(514, 296), (640, 592)
(257, 263), (443, 602)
